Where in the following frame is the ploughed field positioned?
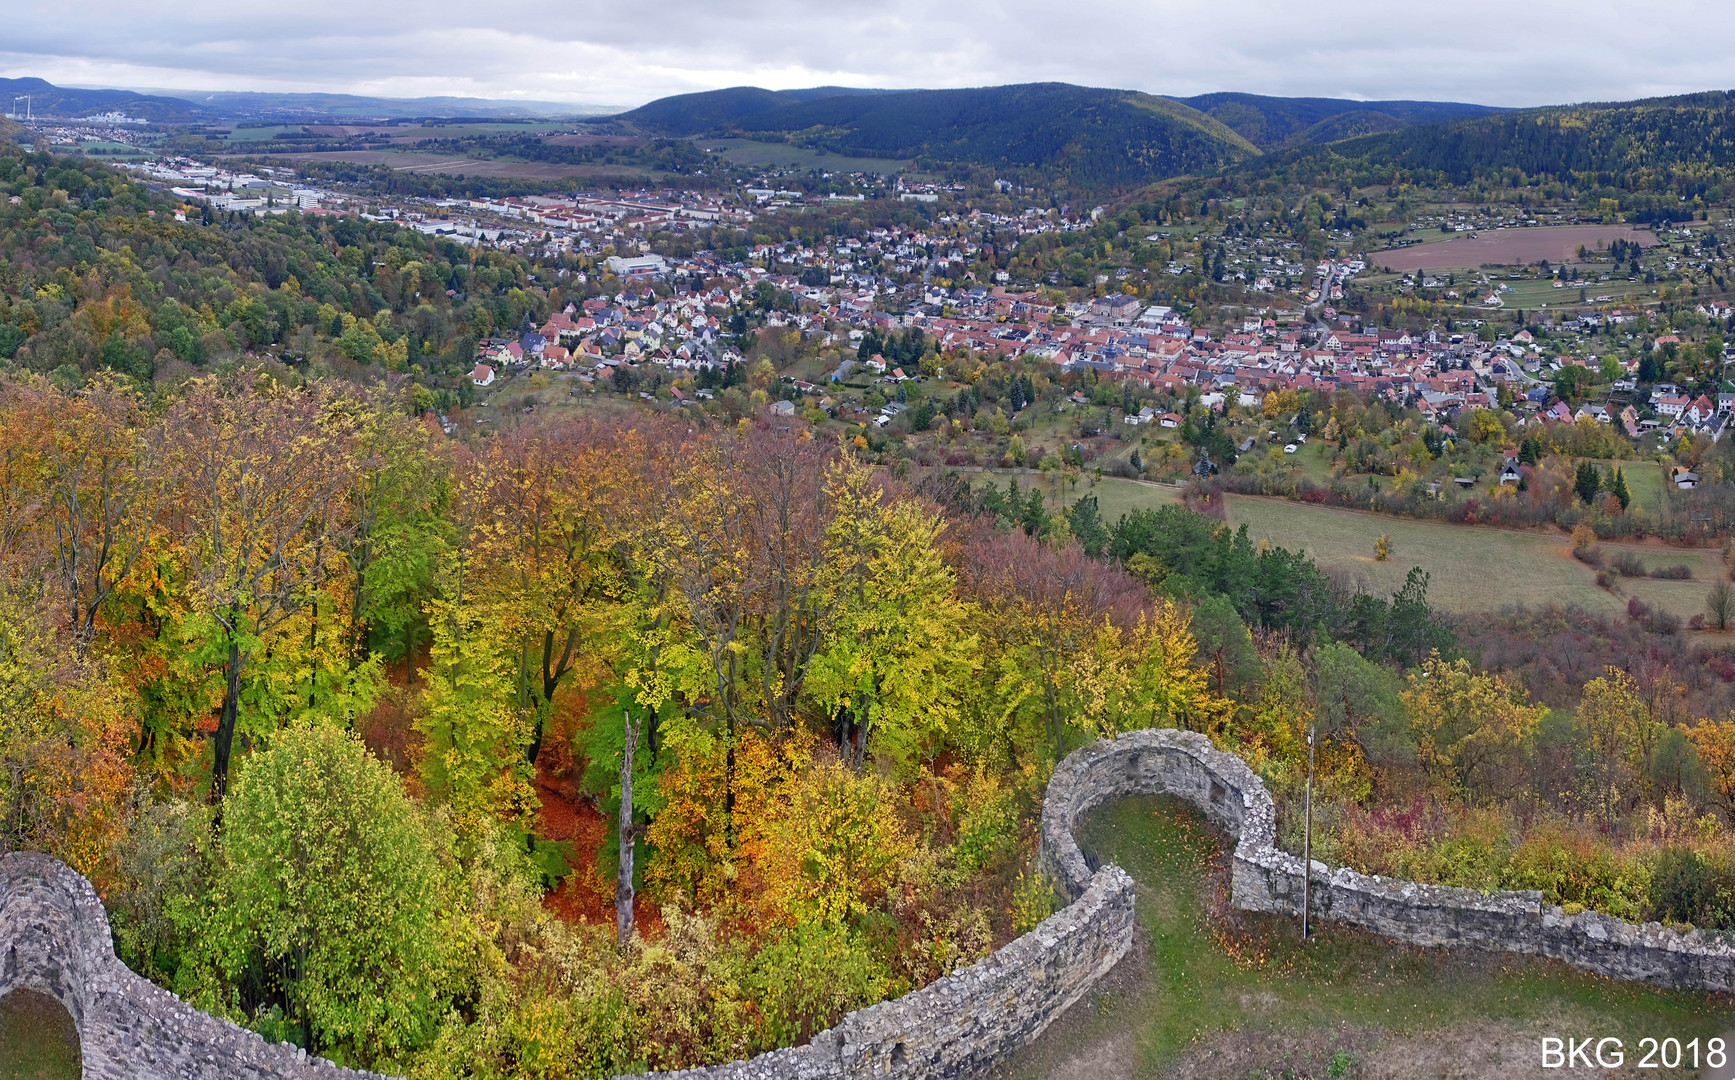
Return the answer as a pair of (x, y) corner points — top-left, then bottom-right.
(1369, 225), (1657, 273)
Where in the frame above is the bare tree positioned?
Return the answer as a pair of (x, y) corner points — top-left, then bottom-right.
(1710, 579), (1735, 632)
(650, 427), (835, 732)
(616, 707), (641, 948)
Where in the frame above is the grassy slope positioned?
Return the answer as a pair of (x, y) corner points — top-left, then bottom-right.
(977, 470), (1721, 626)
(998, 796), (1733, 1079)
(1222, 494), (1726, 625)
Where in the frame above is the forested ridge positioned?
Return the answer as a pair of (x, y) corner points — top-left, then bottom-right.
(626, 83), (1260, 189)
(0, 144), (566, 398)
(1168, 92), (1504, 150)
(1215, 91), (1735, 208)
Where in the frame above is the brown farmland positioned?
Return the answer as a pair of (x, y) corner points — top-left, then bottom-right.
(1369, 225), (1655, 272)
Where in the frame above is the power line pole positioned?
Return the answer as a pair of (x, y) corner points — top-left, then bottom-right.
(1302, 722), (1315, 940)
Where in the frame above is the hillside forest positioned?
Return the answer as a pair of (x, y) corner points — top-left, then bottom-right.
(10, 368), (1735, 1076)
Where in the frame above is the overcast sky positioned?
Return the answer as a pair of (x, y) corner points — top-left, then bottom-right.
(5, 0), (1732, 112)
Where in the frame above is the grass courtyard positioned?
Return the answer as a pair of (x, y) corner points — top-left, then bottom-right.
(997, 796), (1735, 1079)
(0, 989), (80, 1080)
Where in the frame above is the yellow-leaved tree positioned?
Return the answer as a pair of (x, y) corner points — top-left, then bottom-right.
(760, 758), (913, 925)
(416, 586), (535, 827)
(807, 459), (979, 773)
(1574, 668), (1655, 828)
(1404, 655), (1546, 801)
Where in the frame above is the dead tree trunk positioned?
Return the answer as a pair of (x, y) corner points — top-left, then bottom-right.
(616, 707), (641, 948)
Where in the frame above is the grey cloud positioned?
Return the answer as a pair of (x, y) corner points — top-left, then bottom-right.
(4, 0), (1733, 109)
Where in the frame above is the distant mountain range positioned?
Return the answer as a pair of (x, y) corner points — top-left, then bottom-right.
(145, 89), (600, 121)
(613, 83), (1506, 187)
(0, 77), (203, 123)
(0, 77), (603, 123)
(19, 74), (1727, 201)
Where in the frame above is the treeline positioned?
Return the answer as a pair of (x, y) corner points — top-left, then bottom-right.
(408, 133), (712, 175)
(965, 478), (1453, 665)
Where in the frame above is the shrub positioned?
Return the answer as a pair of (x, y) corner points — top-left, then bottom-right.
(1628, 597), (1651, 621)
(746, 921), (893, 1046)
(1611, 551), (1647, 577)
(205, 725), (452, 1065)
(1010, 866), (1060, 934)
(1596, 571), (1615, 590)
(1648, 610), (1684, 636)
(1691, 613), (1708, 631)
(1651, 564), (1693, 580)
(1651, 846), (1712, 925)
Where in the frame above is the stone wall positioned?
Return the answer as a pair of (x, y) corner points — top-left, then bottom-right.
(0, 840), (1135, 1080)
(1042, 727), (1735, 995)
(7, 726), (1733, 1080)
(0, 851), (390, 1080)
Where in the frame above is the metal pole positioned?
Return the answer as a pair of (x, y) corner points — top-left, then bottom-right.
(1302, 723), (1315, 939)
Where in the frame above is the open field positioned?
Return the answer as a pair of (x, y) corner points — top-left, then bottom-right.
(1222, 495), (1726, 626)
(971, 469), (1184, 522)
(310, 122), (568, 141)
(228, 150), (651, 180)
(966, 472), (1721, 626)
(1223, 494), (1620, 614)
(0, 988), (80, 1079)
(1586, 459), (1669, 511)
(1368, 225), (1657, 273)
(220, 122), (571, 144)
(695, 137), (917, 175)
(1496, 277), (1653, 311)
(1065, 475), (1185, 521)
(995, 796), (1735, 1080)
